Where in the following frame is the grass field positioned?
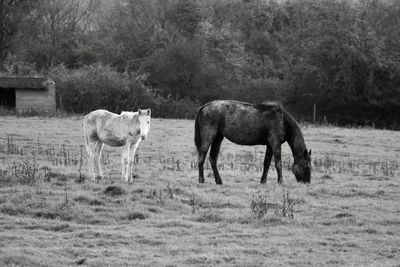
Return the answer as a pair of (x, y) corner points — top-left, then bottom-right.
(0, 116), (399, 266)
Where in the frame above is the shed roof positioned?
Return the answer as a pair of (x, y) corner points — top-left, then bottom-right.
(0, 76), (54, 90)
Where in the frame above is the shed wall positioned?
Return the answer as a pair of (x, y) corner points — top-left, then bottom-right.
(15, 86), (56, 112)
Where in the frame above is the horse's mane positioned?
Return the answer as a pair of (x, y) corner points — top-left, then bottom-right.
(255, 101), (299, 130)
(253, 101), (281, 112)
(256, 101), (306, 156)
(281, 106), (300, 133)
(120, 111), (139, 119)
(280, 105), (307, 157)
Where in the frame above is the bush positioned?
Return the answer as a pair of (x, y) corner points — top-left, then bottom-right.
(49, 64), (199, 118)
(51, 64), (131, 113)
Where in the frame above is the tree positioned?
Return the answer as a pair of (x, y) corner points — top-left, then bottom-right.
(0, 0), (33, 66)
(146, 37), (222, 101)
(19, 0), (99, 69)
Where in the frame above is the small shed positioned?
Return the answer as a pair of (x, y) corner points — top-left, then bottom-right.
(0, 76), (56, 113)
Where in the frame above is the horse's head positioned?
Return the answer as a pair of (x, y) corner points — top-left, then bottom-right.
(138, 108), (151, 140)
(292, 149), (311, 184)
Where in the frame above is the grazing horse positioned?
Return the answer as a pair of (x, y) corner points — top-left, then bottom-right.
(83, 108), (151, 182)
(194, 100), (311, 185)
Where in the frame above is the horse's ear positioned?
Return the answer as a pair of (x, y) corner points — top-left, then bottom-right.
(147, 108), (151, 116)
(309, 149), (312, 156)
(138, 108), (142, 115)
(303, 149), (308, 157)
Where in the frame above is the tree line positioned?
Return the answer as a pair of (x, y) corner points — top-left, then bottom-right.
(1, 0), (399, 128)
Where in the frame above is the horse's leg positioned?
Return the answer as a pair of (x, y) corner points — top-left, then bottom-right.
(121, 144), (130, 182)
(128, 142), (139, 182)
(93, 141), (104, 180)
(209, 133), (224, 185)
(87, 140), (96, 181)
(198, 143), (210, 184)
(97, 141), (104, 179)
(268, 136), (283, 185)
(260, 144), (273, 184)
(197, 124), (218, 183)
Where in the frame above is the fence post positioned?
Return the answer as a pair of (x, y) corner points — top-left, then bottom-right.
(313, 103), (316, 124)
(59, 95), (63, 112)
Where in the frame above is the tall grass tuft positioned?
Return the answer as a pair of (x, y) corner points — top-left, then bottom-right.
(275, 188), (298, 219)
(250, 194), (269, 219)
(0, 157), (49, 185)
(250, 188), (299, 220)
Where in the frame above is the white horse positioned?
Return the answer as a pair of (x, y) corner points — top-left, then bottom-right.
(83, 108), (151, 182)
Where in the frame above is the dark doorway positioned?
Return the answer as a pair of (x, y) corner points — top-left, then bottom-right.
(0, 88), (16, 109)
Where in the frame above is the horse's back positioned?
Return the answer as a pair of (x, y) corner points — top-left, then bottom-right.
(85, 109), (117, 121)
(198, 100), (285, 145)
(84, 110), (142, 147)
(201, 100), (282, 115)
(85, 109), (120, 127)
(200, 100), (283, 125)
(84, 109), (119, 140)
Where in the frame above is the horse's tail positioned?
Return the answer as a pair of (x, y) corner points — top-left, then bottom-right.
(194, 105), (205, 152)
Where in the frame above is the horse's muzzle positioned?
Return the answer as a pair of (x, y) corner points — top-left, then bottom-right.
(141, 135), (146, 140)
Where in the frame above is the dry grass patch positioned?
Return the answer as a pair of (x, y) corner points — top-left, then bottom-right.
(0, 117), (399, 266)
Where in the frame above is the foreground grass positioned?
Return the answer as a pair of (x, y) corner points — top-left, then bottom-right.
(0, 116), (399, 266)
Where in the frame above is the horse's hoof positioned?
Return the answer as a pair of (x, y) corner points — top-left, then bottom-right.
(216, 180), (223, 185)
(260, 179), (267, 184)
(198, 178), (205, 183)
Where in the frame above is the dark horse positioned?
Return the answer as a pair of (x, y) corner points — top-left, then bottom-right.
(194, 100), (311, 185)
